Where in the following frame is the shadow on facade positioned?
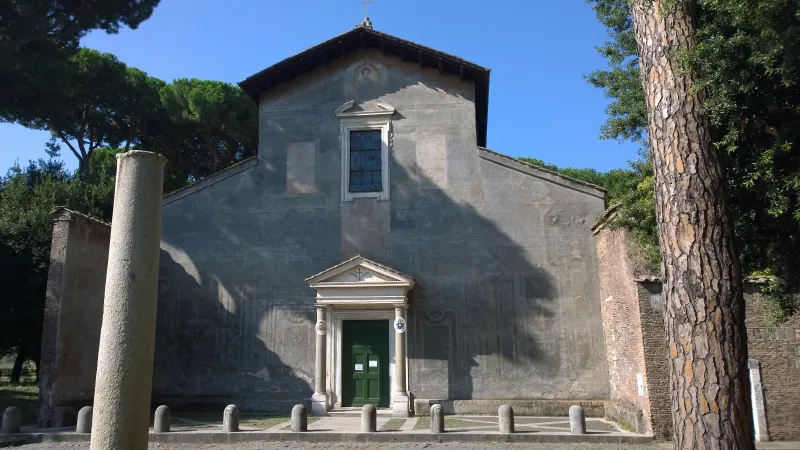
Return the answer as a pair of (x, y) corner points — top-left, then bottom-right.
(151, 73), (602, 410)
(153, 250), (314, 413)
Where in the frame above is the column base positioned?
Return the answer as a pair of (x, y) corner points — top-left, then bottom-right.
(310, 392), (329, 415)
(392, 393), (410, 418)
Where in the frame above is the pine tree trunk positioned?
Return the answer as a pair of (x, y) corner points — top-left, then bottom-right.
(629, 1), (754, 448)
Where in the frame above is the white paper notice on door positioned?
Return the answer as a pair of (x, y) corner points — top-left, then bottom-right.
(369, 360), (378, 367)
(354, 364), (363, 371)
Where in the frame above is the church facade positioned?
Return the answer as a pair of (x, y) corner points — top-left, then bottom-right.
(152, 24), (609, 416)
(38, 23), (614, 423)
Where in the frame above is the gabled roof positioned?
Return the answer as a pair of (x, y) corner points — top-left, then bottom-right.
(238, 26), (491, 147)
(305, 254), (415, 287)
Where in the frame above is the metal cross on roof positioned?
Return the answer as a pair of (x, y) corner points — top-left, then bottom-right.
(362, 0), (372, 17)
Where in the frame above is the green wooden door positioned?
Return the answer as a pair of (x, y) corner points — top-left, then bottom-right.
(342, 320), (389, 407)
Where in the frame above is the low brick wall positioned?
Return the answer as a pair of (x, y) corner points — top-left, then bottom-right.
(413, 399), (606, 417)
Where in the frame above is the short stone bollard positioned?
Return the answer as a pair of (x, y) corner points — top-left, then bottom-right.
(76, 406), (93, 433)
(2, 406), (22, 434)
(154, 405), (171, 432)
(430, 404), (444, 434)
(291, 404), (308, 432)
(223, 404), (239, 432)
(498, 404), (514, 433)
(569, 405), (586, 434)
(361, 404), (376, 432)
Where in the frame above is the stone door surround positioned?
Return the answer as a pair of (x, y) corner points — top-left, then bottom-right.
(306, 255), (415, 417)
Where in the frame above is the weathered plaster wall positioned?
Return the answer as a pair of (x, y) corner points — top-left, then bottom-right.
(38, 209), (110, 426)
(154, 48), (609, 411)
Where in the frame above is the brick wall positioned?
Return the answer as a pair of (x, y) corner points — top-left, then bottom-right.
(743, 284), (800, 441)
(38, 208), (110, 427)
(635, 281), (672, 438)
(595, 214), (800, 441)
(593, 223), (653, 434)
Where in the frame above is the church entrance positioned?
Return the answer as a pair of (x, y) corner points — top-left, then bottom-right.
(306, 255), (414, 416)
(341, 320), (390, 407)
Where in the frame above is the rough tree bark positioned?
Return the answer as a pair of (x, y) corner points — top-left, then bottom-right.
(628, 1), (754, 448)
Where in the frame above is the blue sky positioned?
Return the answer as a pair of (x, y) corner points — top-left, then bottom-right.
(0, 0), (640, 173)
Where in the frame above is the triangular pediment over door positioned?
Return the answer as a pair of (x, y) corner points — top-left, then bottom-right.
(305, 255), (415, 308)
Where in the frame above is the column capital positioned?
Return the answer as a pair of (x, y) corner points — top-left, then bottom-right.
(393, 305), (408, 312)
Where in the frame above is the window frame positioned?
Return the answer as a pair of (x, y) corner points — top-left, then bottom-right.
(347, 129), (384, 194)
(337, 101), (394, 202)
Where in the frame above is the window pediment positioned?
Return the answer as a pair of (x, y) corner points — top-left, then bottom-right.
(335, 100), (396, 119)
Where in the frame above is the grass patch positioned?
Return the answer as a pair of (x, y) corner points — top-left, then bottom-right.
(172, 412), (315, 429)
(413, 417), (471, 430)
(618, 419), (636, 433)
(240, 415), (291, 428)
(379, 418), (406, 431)
(0, 383), (39, 425)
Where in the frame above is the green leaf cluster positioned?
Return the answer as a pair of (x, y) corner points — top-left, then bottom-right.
(586, 0), (800, 317)
(4, 48), (258, 189)
(0, 156), (115, 364)
(1, 1), (161, 128)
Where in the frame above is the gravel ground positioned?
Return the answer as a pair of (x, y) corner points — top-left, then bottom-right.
(12, 442), (670, 450)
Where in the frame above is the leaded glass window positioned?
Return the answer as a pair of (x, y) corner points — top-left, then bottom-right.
(348, 130), (382, 193)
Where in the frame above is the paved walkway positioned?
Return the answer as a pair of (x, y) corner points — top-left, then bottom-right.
(165, 412), (627, 435)
(9, 441), (800, 449)
(7, 413), (798, 448)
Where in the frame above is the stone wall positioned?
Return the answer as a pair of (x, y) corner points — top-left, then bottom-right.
(594, 217), (800, 440)
(38, 208), (110, 427)
(154, 48), (610, 411)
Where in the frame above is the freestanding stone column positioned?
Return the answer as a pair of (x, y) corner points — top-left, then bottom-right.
(361, 404), (376, 432)
(430, 404), (444, 433)
(748, 359), (770, 442)
(76, 406), (93, 433)
(569, 405), (586, 434)
(2, 406), (21, 433)
(90, 151), (166, 450)
(153, 405), (170, 433)
(310, 306), (328, 415)
(223, 405), (239, 432)
(291, 404), (308, 432)
(392, 306), (409, 417)
(498, 404), (514, 433)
